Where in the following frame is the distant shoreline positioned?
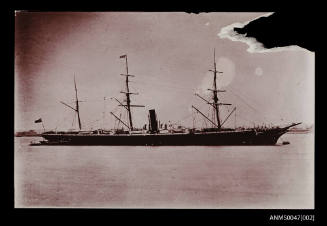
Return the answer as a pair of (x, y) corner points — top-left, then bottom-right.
(287, 131), (312, 134)
(287, 128), (313, 134)
(15, 135), (41, 137)
(15, 130), (41, 137)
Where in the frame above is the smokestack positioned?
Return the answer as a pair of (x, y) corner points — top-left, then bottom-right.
(148, 109), (159, 133)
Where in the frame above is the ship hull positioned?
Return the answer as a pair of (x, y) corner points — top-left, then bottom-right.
(40, 128), (288, 146)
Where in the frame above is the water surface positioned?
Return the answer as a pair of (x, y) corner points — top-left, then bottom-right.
(14, 133), (314, 208)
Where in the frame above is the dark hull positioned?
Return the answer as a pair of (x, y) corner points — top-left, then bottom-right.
(40, 128), (289, 146)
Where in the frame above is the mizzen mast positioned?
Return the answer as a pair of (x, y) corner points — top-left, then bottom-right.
(74, 75), (82, 130)
(60, 75), (82, 130)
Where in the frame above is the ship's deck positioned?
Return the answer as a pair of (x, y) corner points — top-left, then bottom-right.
(42, 129), (260, 136)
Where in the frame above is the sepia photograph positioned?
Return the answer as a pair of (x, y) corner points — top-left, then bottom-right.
(14, 11), (314, 209)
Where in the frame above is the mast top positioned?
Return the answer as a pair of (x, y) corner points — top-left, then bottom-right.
(214, 48), (215, 65)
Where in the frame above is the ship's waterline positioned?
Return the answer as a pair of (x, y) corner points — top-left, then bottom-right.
(15, 133), (314, 208)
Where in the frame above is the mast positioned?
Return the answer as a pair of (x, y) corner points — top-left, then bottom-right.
(74, 75), (82, 130)
(208, 49), (232, 129)
(59, 76), (83, 131)
(125, 55), (133, 129)
(102, 97), (106, 130)
(119, 54), (144, 131)
(194, 49), (231, 130)
(212, 49), (221, 129)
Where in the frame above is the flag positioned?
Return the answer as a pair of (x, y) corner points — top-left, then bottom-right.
(34, 118), (42, 123)
(120, 54), (127, 58)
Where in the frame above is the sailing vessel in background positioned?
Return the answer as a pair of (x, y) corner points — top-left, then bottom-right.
(35, 50), (300, 146)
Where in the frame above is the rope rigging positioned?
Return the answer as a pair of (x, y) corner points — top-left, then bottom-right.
(228, 87), (268, 123)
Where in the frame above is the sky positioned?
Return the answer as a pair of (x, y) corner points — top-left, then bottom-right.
(15, 12), (314, 131)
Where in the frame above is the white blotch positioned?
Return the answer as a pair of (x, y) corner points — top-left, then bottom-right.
(15, 10), (24, 16)
(255, 67), (263, 76)
(217, 12), (311, 53)
(197, 57), (236, 95)
(205, 22), (210, 26)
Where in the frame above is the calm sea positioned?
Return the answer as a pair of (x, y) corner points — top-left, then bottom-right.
(14, 133), (314, 208)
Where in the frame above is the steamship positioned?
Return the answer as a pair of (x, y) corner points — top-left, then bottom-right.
(34, 51), (300, 146)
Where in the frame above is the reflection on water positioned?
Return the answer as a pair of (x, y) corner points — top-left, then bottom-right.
(14, 133), (314, 208)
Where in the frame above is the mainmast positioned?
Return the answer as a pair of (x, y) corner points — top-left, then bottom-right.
(117, 54), (144, 131)
(122, 54), (133, 129)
